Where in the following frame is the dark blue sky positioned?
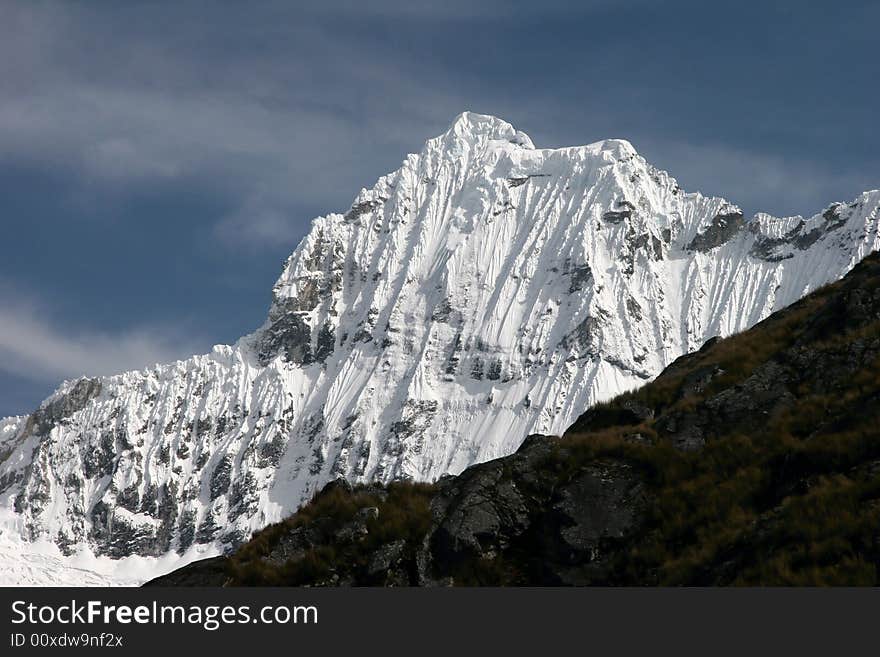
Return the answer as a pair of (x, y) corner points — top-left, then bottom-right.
(1, 0), (877, 416)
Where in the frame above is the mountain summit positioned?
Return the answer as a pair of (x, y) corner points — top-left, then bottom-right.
(1, 113), (878, 584)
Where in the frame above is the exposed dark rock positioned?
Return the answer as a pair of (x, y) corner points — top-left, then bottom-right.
(314, 322), (335, 363)
(822, 204), (846, 229)
(793, 227), (824, 250)
(445, 333), (463, 375)
(678, 363), (725, 398)
(154, 482), (179, 554)
(486, 358), (503, 381)
(256, 305), (313, 366)
(626, 296), (643, 322)
(687, 211), (746, 252)
(88, 500), (111, 546)
(257, 432), (288, 468)
(178, 510), (197, 553)
(194, 450), (210, 470)
(30, 378), (102, 435)
(264, 526), (311, 566)
(82, 431), (117, 479)
(353, 328), (373, 343)
(144, 556), (230, 587)
(334, 506), (377, 542)
(654, 412), (706, 451)
(386, 400), (438, 460)
(209, 456), (233, 501)
(560, 315), (601, 356)
(568, 263), (593, 293)
(116, 483), (141, 512)
(176, 442), (191, 460)
(602, 209), (631, 223)
(344, 199), (382, 223)
(140, 484), (158, 515)
(104, 516), (157, 559)
(470, 355), (484, 380)
(367, 539), (407, 577)
(196, 511), (221, 544)
(228, 471), (258, 522)
(544, 461), (645, 584)
(602, 199), (634, 223)
(506, 173), (549, 188)
(750, 217), (844, 261)
(431, 297), (454, 322)
(751, 221), (803, 261)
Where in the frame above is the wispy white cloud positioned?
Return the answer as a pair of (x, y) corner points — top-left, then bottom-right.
(0, 0), (875, 253)
(213, 188), (308, 248)
(0, 292), (206, 384)
(634, 138), (879, 218)
(0, 4), (480, 247)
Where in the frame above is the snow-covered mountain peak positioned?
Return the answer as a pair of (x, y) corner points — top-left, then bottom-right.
(437, 111), (533, 150)
(576, 137), (639, 160)
(1, 113), (878, 585)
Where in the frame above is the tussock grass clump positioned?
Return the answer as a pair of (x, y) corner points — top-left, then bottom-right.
(227, 481), (434, 586)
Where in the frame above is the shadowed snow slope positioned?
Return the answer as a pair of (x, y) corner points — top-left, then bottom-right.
(1, 112), (878, 585)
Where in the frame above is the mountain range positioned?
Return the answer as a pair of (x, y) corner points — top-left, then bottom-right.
(151, 250), (880, 586)
(1, 112), (878, 585)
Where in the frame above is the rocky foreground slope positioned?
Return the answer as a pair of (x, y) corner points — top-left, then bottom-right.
(150, 252), (880, 586)
(1, 113), (879, 582)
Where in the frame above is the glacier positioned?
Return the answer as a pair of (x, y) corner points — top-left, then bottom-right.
(1, 112), (878, 585)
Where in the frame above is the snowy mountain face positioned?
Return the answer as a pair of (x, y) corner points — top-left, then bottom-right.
(1, 112), (878, 584)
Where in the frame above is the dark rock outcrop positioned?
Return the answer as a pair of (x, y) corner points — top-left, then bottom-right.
(255, 304), (314, 366)
(30, 378), (103, 435)
(687, 211), (745, 252)
(602, 199), (635, 224)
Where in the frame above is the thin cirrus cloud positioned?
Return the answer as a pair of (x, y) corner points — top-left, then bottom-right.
(0, 2), (479, 229)
(631, 138), (880, 218)
(0, 292), (205, 385)
(2, 0), (871, 246)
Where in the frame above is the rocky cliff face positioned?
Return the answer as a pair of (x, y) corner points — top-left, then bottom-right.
(1, 112), (879, 583)
(150, 251), (880, 586)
